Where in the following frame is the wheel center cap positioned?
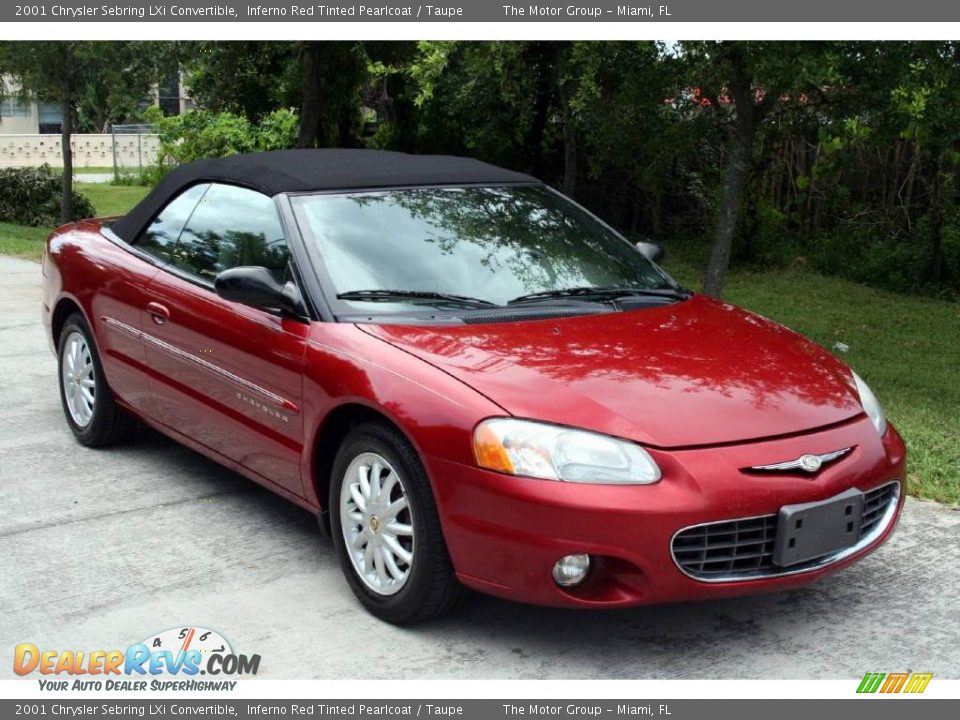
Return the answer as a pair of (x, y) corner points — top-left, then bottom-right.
(369, 515), (380, 533)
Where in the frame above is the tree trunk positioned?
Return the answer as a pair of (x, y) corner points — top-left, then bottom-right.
(296, 42), (322, 149)
(524, 42), (556, 177)
(703, 46), (764, 298)
(930, 156), (945, 283)
(560, 78), (577, 197)
(59, 46), (75, 225)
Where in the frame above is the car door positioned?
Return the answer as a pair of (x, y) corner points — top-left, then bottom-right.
(92, 184), (210, 418)
(137, 183), (308, 497)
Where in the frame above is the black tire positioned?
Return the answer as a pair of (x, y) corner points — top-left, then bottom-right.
(57, 313), (137, 447)
(329, 421), (467, 624)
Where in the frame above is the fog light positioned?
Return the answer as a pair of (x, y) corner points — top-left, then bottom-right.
(552, 554), (591, 587)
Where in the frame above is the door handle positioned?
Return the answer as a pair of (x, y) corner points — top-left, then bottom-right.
(146, 302), (170, 325)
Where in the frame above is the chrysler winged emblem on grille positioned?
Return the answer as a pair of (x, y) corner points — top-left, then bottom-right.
(749, 447), (852, 473)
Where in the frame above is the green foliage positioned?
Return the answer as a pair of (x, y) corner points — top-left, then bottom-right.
(811, 218), (960, 300)
(0, 166), (95, 227)
(144, 108), (299, 184)
(111, 172), (153, 187)
(4, 39), (954, 297)
(256, 108), (300, 150)
(0, 41), (176, 132)
(181, 41), (301, 120)
(181, 41), (375, 148)
(341, 40), (960, 297)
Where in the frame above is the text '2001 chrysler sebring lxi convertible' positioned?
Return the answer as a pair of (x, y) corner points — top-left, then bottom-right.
(41, 149), (905, 624)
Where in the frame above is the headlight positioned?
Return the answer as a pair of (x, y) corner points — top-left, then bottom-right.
(472, 418), (661, 484)
(853, 371), (887, 436)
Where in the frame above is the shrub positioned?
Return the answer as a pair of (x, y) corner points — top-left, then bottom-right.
(254, 108), (300, 151)
(0, 165), (95, 227)
(809, 219), (960, 300)
(734, 200), (801, 270)
(144, 108), (299, 185)
(111, 171), (152, 187)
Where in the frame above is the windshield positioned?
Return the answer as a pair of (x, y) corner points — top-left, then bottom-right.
(291, 184), (677, 312)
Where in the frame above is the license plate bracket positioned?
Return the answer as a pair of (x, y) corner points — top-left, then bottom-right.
(773, 488), (864, 567)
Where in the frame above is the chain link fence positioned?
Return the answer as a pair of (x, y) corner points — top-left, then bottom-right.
(110, 123), (158, 184)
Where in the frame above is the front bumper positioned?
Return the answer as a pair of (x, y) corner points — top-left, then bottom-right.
(428, 415), (906, 608)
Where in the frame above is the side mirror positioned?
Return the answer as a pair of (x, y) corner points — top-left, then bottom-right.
(635, 240), (664, 264)
(215, 266), (304, 316)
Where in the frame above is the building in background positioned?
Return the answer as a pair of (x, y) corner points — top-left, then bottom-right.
(0, 72), (191, 136)
(0, 73), (193, 174)
(0, 72), (190, 170)
(158, 70), (193, 116)
(0, 78), (63, 134)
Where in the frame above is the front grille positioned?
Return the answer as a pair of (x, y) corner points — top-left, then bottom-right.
(861, 482), (898, 536)
(672, 481), (900, 581)
(672, 514), (778, 578)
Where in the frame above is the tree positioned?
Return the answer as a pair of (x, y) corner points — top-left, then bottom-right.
(888, 43), (960, 284)
(293, 42), (369, 149)
(682, 41), (840, 297)
(0, 41), (175, 223)
(180, 41), (300, 121)
(181, 41), (368, 149)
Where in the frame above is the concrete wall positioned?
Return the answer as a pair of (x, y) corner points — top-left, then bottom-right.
(0, 112), (40, 135)
(0, 133), (159, 169)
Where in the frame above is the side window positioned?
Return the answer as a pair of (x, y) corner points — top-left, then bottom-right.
(136, 184), (209, 262)
(170, 184), (290, 284)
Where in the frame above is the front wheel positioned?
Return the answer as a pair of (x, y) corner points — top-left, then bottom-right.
(329, 422), (466, 624)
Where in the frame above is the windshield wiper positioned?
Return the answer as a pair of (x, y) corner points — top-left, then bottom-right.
(507, 285), (691, 305)
(337, 289), (499, 308)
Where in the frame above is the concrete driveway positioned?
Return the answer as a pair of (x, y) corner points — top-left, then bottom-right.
(0, 254), (957, 679)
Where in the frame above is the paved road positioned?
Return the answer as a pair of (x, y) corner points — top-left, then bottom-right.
(0, 255), (957, 679)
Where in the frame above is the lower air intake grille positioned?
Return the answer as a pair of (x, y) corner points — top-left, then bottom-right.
(671, 481), (900, 581)
(861, 482), (898, 536)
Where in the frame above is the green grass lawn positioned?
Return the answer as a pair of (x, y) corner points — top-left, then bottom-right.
(77, 182), (150, 217)
(0, 187), (956, 503)
(0, 222), (50, 260)
(668, 260), (960, 505)
(734, 271), (958, 504)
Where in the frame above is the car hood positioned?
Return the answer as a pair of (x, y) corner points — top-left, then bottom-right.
(361, 295), (864, 448)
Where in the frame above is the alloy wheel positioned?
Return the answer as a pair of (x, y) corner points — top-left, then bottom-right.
(61, 331), (96, 427)
(339, 452), (415, 596)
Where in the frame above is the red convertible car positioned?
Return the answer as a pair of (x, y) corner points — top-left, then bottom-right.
(42, 149), (905, 624)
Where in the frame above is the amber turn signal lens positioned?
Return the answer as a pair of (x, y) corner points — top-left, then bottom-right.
(473, 422), (515, 474)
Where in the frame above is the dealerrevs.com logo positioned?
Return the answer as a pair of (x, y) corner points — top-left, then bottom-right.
(14, 626), (260, 691)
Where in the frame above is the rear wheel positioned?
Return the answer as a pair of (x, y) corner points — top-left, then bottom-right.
(329, 422), (466, 624)
(57, 313), (136, 447)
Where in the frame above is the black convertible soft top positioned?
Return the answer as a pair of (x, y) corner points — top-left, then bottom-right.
(110, 149), (537, 243)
